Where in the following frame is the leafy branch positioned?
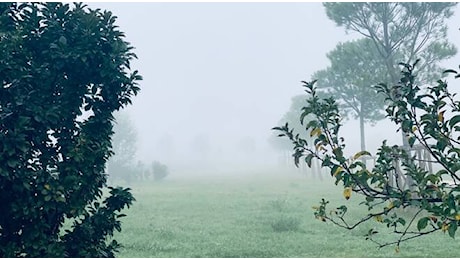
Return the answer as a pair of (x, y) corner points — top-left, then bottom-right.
(273, 61), (460, 250)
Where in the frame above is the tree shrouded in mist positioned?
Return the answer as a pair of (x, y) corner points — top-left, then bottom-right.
(0, 3), (141, 257)
(269, 95), (312, 155)
(190, 133), (211, 160)
(324, 2), (457, 84)
(322, 2), (457, 147)
(107, 111), (138, 183)
(312, 38), (389, 151)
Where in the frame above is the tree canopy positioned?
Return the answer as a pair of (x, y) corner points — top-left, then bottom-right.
(0, 3), (141, 257)
(312, 38), (388, 151)
(269, 95), (311, 153)
(323, 2), (457, 84)
(308, 2), (458, 150)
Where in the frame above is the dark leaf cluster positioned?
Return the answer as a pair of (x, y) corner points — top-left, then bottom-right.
(0, 3), (140, 257)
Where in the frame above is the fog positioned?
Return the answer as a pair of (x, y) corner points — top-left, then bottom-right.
(90, 2), (460, 177)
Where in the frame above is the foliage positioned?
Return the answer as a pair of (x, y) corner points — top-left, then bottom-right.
(152, 161), (169, 182)
(314, 2), (457, 150)
(132, 160), (149, 181)
(269, 95), (313, 153)
(0, 3), (141, 257)
(107, 111), (138, 184)
(313, 39), (389, 123)
(312, 39), (388, 151)
(273, 61), (460, 250)
(323, 2), (457, 84)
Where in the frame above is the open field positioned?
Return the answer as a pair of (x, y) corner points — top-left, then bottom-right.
(113, 169), (460, 258)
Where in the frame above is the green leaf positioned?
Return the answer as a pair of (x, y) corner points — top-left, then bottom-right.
(448, 222), (457, 238)
(449, 115), (460, 128)
(18, 143), (28, 153)
(7, 160), (17, 168)
(424, 174), (439, 184)
(305, 153), (314, 167)
(337, 205), (347, 214)
(408, 136), (416, 147)
(23, 182), (31, 190)
(401, 120), (412, 132)
(417, 217), (429, 231)
(59, 36), (67, 45)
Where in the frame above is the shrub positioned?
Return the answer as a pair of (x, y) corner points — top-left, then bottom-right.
(270, 198), (289, 212)
(0, 3), (141, 257)
(271, 216), (302, 232)
(152, 161), (169, 181)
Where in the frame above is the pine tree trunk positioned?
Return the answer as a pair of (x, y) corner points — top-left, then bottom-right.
(359, 113), (366, 152)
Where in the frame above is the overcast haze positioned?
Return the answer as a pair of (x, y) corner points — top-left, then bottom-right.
(89, 2), (460, 174)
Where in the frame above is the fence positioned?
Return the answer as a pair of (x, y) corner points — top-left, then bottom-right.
(364, 144), (433, 190)
(281, 144), (435, 186)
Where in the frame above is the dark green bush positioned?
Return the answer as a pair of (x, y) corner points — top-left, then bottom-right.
(152, 161), (169, 182)
(0, 3), (141, 257)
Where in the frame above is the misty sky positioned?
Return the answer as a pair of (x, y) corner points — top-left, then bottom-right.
(88, 2), (460, 170)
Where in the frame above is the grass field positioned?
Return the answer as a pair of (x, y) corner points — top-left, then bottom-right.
(113, 169), (460, 258)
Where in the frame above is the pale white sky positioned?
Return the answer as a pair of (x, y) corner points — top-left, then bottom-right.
(88, 2), (460, 170)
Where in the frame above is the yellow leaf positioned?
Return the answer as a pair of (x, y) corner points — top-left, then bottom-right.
(343, 187), (352, 200)
(388, 201), (395, 209)
(316, 216), (326, 222)
(438, 111), (445, 122)
(412, 126), (418, 132)
(44, 184), (50, 190)
(352, 151), (371, 160)
(310, 128), (321, 137)
(455, 214), (460, 221)
(395, 246), (400, 253)
(311, 206), (319, 210)
(385, 201), (395, 210)
(315, 143), (323, 151)
(442, 223), (449, 232)
(333, 166), (343, 177)
(374, 215), (383, 223)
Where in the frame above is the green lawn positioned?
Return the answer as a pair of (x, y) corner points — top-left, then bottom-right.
(113, 169), (460, 257)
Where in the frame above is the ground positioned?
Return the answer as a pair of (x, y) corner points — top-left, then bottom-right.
(113, 168), (460, 257)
